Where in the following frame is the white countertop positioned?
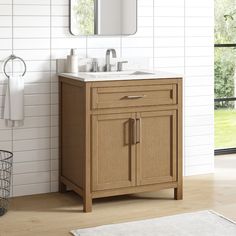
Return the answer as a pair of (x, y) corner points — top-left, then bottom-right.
(59, 70), (183, 82)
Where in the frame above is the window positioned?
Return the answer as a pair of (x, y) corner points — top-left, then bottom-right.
(215, 0), (236, 155)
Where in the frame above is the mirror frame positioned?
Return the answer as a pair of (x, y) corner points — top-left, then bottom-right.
(69, 0), (138, 36)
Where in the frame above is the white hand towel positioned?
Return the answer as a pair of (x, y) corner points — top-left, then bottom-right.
(4, 75), (24, 127)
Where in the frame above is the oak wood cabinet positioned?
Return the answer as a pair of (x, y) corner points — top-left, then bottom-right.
(59, 77), (183, 212)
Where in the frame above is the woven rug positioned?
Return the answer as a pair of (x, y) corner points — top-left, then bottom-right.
(71, 211), (236, 236)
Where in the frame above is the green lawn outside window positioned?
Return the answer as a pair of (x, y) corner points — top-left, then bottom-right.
(215, 109), (236, 148)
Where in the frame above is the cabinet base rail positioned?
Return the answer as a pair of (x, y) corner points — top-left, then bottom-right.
(59, 177), (182, 213)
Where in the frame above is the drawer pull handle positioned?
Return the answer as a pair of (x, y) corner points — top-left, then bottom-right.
(124, 95), (146, 99)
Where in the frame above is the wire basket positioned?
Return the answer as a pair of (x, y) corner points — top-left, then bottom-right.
(0, 150), (13, 216)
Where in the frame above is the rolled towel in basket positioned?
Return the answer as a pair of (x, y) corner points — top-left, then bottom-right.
(4, 75), (24, 127)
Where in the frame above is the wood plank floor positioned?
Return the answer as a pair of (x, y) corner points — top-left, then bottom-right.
(1, 155), (236, 236)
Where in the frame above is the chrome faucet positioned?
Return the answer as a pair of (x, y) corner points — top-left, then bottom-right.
(105, 49), (117, 72)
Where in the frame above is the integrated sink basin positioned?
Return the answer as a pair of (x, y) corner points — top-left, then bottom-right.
(85, 71), (155, 77)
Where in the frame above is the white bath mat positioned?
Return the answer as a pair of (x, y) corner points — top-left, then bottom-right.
(71, 211), (236, 236)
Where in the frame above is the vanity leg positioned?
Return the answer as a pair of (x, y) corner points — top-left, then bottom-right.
(59, 181), (67, 193)
(83, 195), (92, 213)
(174, 187), (183, 200)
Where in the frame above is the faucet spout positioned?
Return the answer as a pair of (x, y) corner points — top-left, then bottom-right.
(105, 49), (117, 72)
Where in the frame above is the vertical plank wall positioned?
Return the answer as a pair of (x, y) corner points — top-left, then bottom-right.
(0, 0), (214, 197)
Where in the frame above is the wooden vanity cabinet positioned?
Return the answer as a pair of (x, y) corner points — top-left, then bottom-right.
(59, 77), (183, 212)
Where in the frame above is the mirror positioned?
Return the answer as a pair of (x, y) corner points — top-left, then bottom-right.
(70, 0), (137, 36)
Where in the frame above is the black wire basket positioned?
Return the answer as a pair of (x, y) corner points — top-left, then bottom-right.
(0, 150), (13, 216)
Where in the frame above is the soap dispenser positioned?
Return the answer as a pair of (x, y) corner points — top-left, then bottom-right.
(66, 49), (78, 73)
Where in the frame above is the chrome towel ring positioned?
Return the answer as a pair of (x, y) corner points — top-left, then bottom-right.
(3, 54), (27, 78)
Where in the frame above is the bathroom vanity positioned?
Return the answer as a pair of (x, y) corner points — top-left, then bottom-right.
(59, 71), (183, 212)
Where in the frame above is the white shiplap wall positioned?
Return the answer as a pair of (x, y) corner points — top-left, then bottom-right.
(0, 0), (214, 197)
(185, 0), (214, 175)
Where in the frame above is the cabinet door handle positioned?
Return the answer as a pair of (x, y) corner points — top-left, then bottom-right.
(130, 118), (136, 145)
(136, 118), (141, 144)
(124, 95), (146, 99)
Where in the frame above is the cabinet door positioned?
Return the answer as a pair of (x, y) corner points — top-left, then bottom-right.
(92, 113), (136, 191)
(137, 110), (177, 185)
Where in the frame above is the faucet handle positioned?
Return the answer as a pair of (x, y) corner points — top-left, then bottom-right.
(92, 58), (98, 72)
(117, 61), (128, 72)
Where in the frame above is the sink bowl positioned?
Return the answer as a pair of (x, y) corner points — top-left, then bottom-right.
(131, 71), (155, 75)
(85, 71), (154, 77)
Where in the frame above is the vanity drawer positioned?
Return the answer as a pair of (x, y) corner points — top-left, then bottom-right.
(91, 84), (177, 109)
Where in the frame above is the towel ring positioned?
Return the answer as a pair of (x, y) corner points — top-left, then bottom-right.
(3, 54), (27, 78)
